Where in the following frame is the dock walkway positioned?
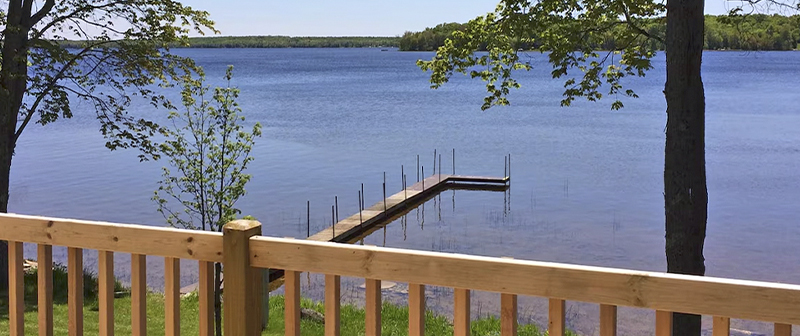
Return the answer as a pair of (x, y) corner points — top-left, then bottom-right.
(181, 173), (508, 293)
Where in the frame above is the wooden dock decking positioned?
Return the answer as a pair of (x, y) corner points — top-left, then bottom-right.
(262, 174), (508, 285)
(308, 174), (508, 244)
(181, 173), (509, 293)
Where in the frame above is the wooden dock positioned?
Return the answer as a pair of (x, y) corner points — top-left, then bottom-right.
(264, 174), (508, 285)
(181, 173), (509, 293)
(308, 174), (508, 244)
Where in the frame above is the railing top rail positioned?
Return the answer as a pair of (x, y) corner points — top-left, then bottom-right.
(248, 235), (800, 325)
(0, 213), (223, 262)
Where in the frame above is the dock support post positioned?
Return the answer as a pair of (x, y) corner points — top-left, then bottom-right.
(504, 156), (508, 178)
(358, 191), (363, 226)
(433, 149), (437, 176)
(331, 205), (336, 239)
(335, 196), (339, 223)
(452, 149), (455, 175)
(307, 201), (310, 237)
(416, 155), (420, 182)
(422, 166), (425, 190)
(383, 172), (386, 211)
(223, 219), (263, 336)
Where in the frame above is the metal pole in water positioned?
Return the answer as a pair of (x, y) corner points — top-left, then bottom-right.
(331, 205), (335, 240)
(452, 148), (455, 175)
(382, 172), (387, 211)
(504, 155), (508, 178)
(335, 196), (339, 223)
(439, 154), (442, 182)
(358, 191), (363, 227)
(403, 174), (407, 199)
(306, 200), (310, 237)
(401, 165), (404, 190)
(433, 149), (437, 176)
(422, 166), (425, 190)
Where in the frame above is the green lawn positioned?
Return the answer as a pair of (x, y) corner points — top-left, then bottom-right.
(1, 266), (558, 336)
(1, 293), (550, 336)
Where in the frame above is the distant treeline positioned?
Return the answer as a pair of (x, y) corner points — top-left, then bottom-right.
(56, 36), (401, 49)
(399, 14), (800, 51)
(182, 36), (399, 48)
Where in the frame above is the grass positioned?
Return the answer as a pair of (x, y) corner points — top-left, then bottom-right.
(1, 265), (562, 336)
(1, 294), (551, 336)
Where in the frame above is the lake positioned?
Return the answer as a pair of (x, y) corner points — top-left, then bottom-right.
(10, 48), (800, 334)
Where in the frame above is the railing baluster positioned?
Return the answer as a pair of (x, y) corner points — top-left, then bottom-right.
(408, 283), (426, 336)
(774, 323), (792, 336)
(655, 311), (672, 336)
(325, 275), (341, 336)
(455, 288), (471, 336)
(501, 293), (517, 336)
(165, 257), (180, 336)
(131, 254), (147, 336)
(599, 304), (617, 336)
(285, 270), (301, 336)
(198, 261), (214, 336)
(38, 244), (54, 336)
(365, 278), (382, 336)
(713, 316), (730, 336)
(548, 299), (565, 336)
(68, 247), (84, 336)
(99, 251), (115, 336)
(9, 241), (24, 336)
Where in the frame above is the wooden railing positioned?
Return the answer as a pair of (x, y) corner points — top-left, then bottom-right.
(2, 213), (800, 336)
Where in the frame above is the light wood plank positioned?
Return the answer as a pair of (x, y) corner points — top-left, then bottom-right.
(98, 251), (114, 336)
(8, 241), (24, 336)
(131, 254), (147, 336)
(775, 323), (792, 336)
(0, 214), (222, 262)
(408, 283), (425, 336)
(548, 299), (565, 336)
(248, 236), (800, 325)
(68, 247), (84, 336)
(455, 288), (471, 336)
(365, 278), (382, 336)
(599, 304), (617, 336)
(285, 270), (301, 336)
(38, 244), (54, 336)
(165, 257), (180, 336)
(655, 311), (672, 336)
(501, 293), (517, 336)
(325, 274), (341, 336)
(198, 261), (214, 336)
(222, 220), (262, 336)
(713, 316), (730, 336)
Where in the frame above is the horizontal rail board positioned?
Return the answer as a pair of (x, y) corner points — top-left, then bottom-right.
(0, 213), (223, 262)
(248, 236), (800, 325)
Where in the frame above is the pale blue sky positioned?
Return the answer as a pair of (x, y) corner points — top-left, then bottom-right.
(186, 0), (738, 37)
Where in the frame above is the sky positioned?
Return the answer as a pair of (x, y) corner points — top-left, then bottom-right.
(185, 0), (739, 37)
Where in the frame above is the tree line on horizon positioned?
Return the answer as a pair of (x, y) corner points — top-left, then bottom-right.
(56, 35), (401, 49)
(400, 14), (800, 51)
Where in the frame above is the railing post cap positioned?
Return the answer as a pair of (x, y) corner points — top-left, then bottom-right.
(223, 219), (262, 232)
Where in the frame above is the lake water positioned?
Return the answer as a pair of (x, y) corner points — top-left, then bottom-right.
(10, 48), (800, 334)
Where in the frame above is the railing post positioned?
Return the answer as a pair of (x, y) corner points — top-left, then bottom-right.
(223, 220), (263, 336)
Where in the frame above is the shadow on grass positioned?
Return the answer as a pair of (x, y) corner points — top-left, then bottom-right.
(0, 263), (126, 321)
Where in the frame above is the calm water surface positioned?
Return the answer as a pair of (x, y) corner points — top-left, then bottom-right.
(9, 49), (800, 331)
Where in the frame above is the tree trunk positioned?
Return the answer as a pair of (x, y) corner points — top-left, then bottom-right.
(664, 0), (707, 335)
(0, 1), (31, 293)
(214, 262), (223, 336)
